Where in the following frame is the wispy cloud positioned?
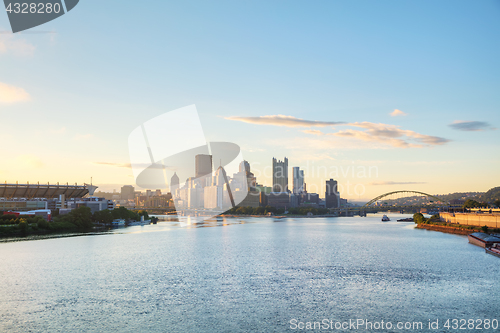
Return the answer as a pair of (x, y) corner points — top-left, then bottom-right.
(390, 109), (407, 117)
(0, 82), (30, 104)
(343, 122), (449, 147)
(297, 120), (449, 148)
(0, 34), (35, 56)
(225, 115), (345, 127)
(229, 114), (449, 148)
(301, 129), (324, 135)
(369, 181), (427, 185)
(448, 120), (495, 132)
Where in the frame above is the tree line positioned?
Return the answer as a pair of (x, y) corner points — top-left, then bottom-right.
(0, 207), (151, 236)
(462, 198), (500, 209)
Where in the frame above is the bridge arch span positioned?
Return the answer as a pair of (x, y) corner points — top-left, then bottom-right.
(363, 190), (449, 207)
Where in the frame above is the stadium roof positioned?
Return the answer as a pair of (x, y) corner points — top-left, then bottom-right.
(0, 183), (95, 199)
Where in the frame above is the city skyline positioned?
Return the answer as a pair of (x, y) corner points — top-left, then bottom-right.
(1, 1), (499, 200)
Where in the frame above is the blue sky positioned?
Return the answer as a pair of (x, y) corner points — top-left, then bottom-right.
(0, 0), (499, 200)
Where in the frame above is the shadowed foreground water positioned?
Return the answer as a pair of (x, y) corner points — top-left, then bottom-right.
(0, 214), (499, 332)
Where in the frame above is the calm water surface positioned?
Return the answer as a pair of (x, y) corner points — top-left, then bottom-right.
(0, 214), (499, 332)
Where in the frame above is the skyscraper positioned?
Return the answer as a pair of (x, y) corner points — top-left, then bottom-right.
(170, 172), (179, 188)
(239, 160), (256, 190)
(292, 167), (304, 194)
(120, 185), (135, 200)
(237, 160), (259, 207)
(272, 157), (288, 192)
(204, 166), (234, 209)
(239, 160), (250, 174)
(195, 154), (213, 178)
(325, 179), (340, 208)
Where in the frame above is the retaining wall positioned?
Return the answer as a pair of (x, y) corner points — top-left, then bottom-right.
(440, 212), (500, 228)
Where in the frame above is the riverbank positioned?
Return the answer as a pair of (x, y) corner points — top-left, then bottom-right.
(416, 223), (476, 235)
(0, 230), (112, 243)
(416, 220), (500, 235)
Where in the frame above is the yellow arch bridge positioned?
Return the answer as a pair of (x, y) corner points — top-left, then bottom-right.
(362, 190), (449, 207)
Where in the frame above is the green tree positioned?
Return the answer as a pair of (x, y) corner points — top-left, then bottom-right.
(18, 218), (28, 235)
(429, 214), (440, 222)
(413, 213), (426, 224)
(463, 199), (482, 208)
(0, 214), (18, 221)
(111, 207), (130, 220)
(37, 218), (49, 229)
(93, 209), (113, 225)
(254, 207), (265, 215)
(62, 206), (93, 229)
(138, 210), (149, 220)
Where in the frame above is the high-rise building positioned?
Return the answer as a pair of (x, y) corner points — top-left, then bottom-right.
(171, 172), (179, 188)
(238, 160), (256, 189)
(235, 160), (259, 207)
(325, 179), (340, 208)
(292, 167), (304, 194)
(272, 157), (288, 192)
(239, 160), (250, 174)
(195, 154), (213, 178)
(120, 185), (135, 200)
(204, 166), (233, 209)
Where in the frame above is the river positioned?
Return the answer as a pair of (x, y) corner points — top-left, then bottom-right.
(0, 213), (499, 332)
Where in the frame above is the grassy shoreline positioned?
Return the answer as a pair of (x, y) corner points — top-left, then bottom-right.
(415, 223), (477, 235)
(0, 228), (112, 243)
(415, 221), (500, 235)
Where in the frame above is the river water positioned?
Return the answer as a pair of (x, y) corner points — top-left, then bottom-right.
(0, 213), (499, 332)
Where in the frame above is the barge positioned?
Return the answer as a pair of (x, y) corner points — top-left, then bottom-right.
(468, 232), (500, 248)
(486, 245), (500, 258)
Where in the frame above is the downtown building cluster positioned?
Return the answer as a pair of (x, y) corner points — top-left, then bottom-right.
(167, 155), (345, 211)
(171, 155), (259, 211)
(266, 157), (343, 209)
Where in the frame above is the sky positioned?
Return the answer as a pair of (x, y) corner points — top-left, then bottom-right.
(0, 0), (499, 201)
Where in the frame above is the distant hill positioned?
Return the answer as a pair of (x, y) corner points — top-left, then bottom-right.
(479, 186), (500, 203)
(435, 192), (482, 202)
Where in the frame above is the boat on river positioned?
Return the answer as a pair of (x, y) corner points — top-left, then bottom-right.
(381, 215), (390, 222)
(486, 244), (500, 258)
(468, 232), (500, 248)
(111, 219), (125, 227)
